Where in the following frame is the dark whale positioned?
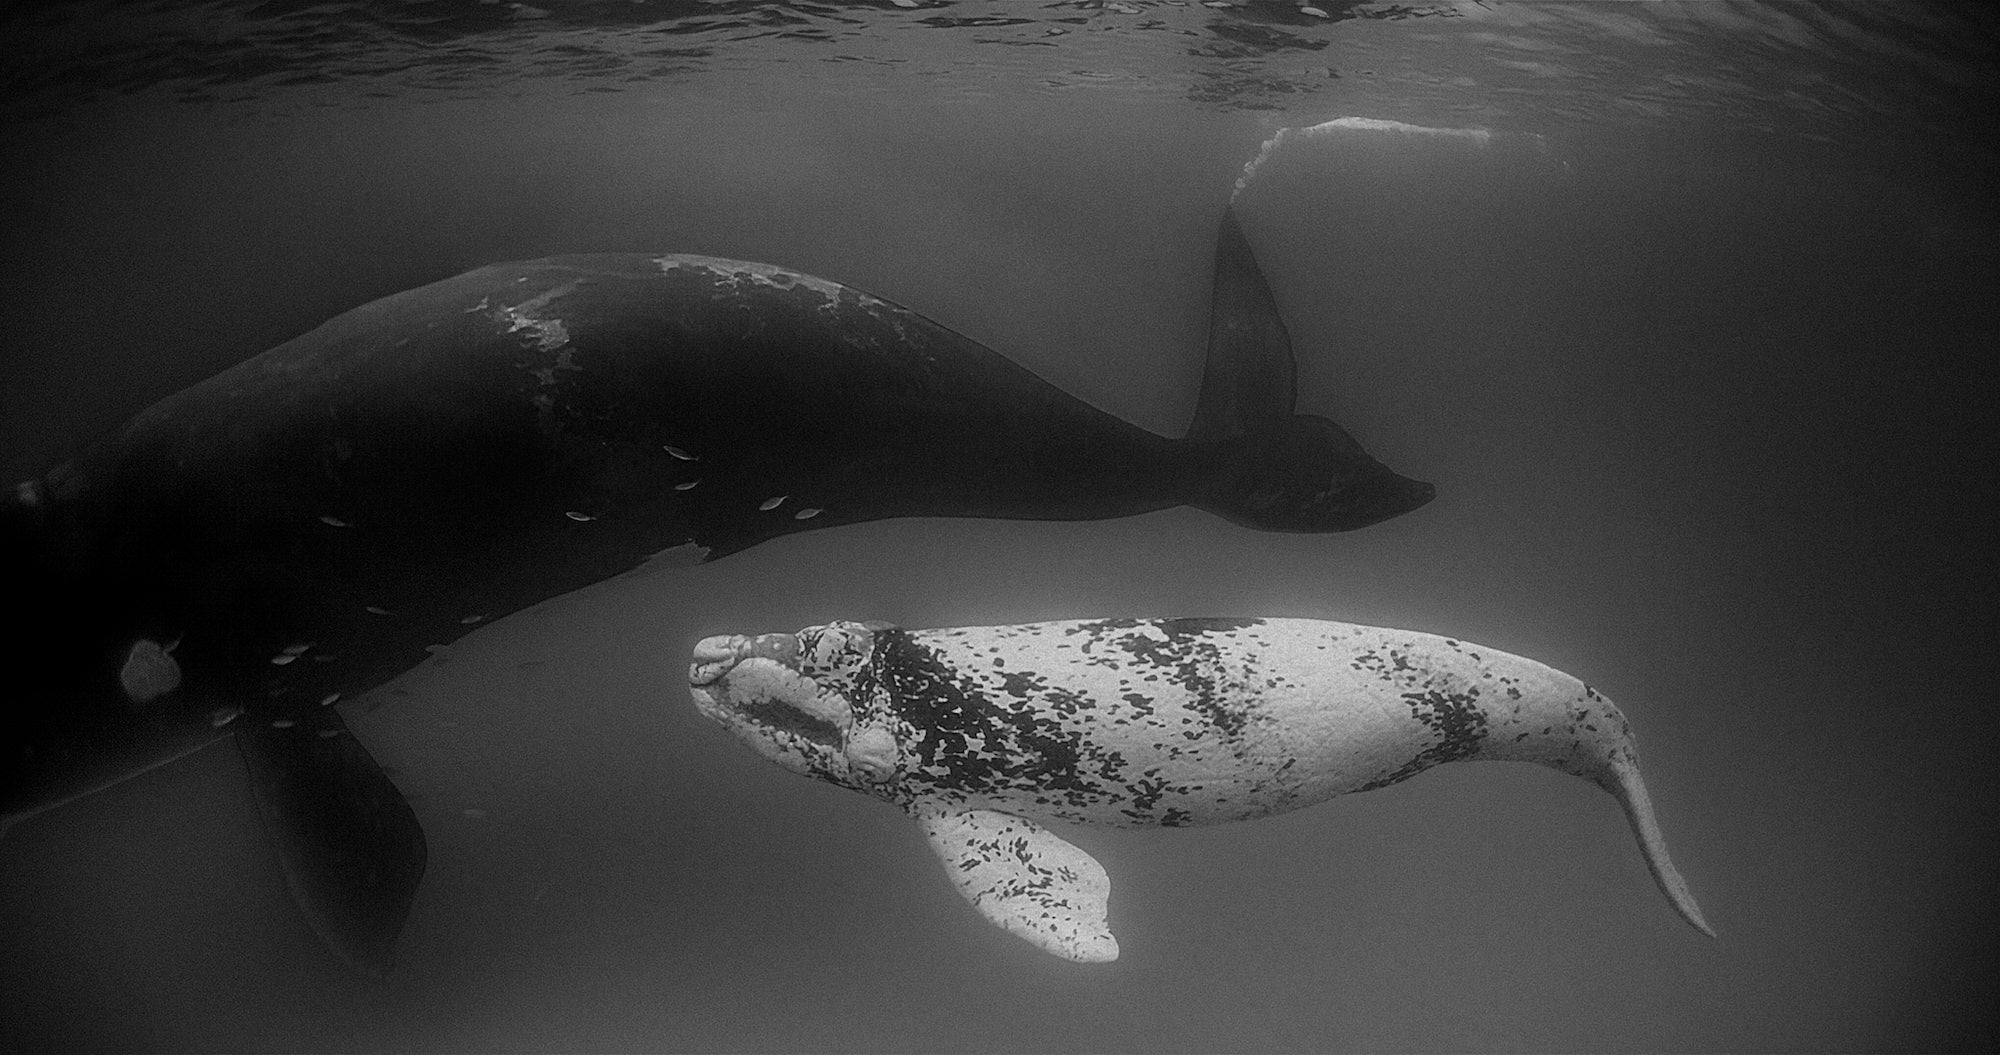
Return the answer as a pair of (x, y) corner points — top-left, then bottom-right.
(0, 207), (1432, 973)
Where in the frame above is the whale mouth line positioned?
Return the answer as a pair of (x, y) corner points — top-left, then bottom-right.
(731, 694), (842, 746)
(689, 638), (853, 751)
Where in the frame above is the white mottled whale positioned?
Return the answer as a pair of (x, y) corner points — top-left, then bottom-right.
(1, 208), (1432, 974)
(688, 617), (1713, 962)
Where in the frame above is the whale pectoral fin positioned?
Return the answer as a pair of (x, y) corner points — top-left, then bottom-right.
(912, 803), (1118, 963)
(236, 708), (427, 977)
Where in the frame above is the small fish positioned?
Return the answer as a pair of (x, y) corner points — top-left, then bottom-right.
(662, 445), (698, 461)
(459, 614), (487, 625)
(794, 507), (823, 520)
(674, 479), (700, 491)
(564, 510), (595, 522)
(271, 719), (296, 729)
(364, 605), (394, 616)
(320, 693), (341, 707)
(759, 495), (787, 511)
(319, 515), (351, 528)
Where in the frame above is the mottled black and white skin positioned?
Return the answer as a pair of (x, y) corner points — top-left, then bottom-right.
(0, 208), (1433, 974)
(689, 617), (1713, 962)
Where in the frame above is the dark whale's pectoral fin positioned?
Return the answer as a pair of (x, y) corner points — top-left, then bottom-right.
(1188, 204), (1299, 441)
(912, 803), (1117, 963)
(236, 708), (426, 977)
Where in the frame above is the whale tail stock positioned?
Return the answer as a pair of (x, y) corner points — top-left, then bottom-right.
(1470, 671), (1715, 938)
(1597, 743), (1716, 938)
(1186, 207), (1434, 533)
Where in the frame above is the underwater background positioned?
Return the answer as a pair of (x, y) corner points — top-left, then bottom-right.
(1, 1), (1994, 1051)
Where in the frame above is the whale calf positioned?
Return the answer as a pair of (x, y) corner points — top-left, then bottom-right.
(1, 209), (1431, 973)
(689, 617), (1713, 962)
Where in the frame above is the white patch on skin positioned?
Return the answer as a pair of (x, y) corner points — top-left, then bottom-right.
(494, 281), (580, 390)
(651, 254), (880, 310)
(690, 634), (746, 683)
(844, 726), (898, 781)
(119, 639), (182, 704)
(498, 305), (571, 355)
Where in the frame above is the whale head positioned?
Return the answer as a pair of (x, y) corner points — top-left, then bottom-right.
(688, 620), (905, 792)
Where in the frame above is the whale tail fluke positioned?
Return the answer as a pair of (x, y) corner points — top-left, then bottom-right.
(1187, 206), (1298, 443)
(1186, 206), (1434, 532)
(1195, 414), (1435, 533)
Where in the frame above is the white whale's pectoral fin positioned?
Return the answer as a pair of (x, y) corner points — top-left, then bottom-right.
(912, 804), (1118, 963)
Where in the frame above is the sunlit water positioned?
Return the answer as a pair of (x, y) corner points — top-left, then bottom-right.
(2, 3), (1995, 1051)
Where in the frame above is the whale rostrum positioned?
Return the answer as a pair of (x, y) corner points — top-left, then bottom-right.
(689, 617), (1713, 962)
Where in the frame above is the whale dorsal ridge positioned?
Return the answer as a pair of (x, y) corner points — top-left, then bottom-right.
(912, 803), (1118, 963)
